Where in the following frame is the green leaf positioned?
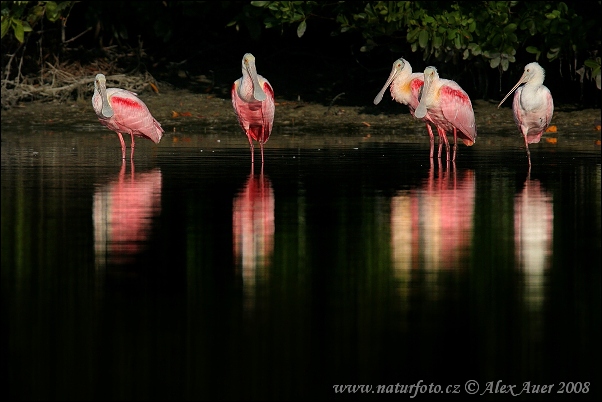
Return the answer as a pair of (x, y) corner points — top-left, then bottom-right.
(12, 19), (24, 42)
(251, 1), (271, 6)
(447, 28), (455, 40)
(501, 58), (509, 71)
(418, 29), (428, 48)
(526, 46), (539, 54)
(492, 33), (501, 47)
(296, 20), (306, 37)
(547, 48), (559, 60)
(433, 33), (442, 49)
(503, 23), (517, 33)
(407, 27), (420, 41)
(45, 1), (60, 22)
(31, 5), (45, 19)
(1, 17), (10, 38)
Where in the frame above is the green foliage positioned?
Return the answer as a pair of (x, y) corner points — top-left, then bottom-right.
(228, 1), (319, 39)
(584, 57), (601, 90)
(228, 1), (600, 75)
(1, 1), (74, 43)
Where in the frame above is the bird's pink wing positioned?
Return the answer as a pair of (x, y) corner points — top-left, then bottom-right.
(544, 90), (554, 129)
(231, 81), (258, 131)
(231, 81), (245, 127)
(439, 84), (477, 143)
(409, 78), (424, 111)
(512, 87), (554, 144)
(108, 89), (163, 143)
(231, 80), (274, 144)
(260, 81), (275, 141)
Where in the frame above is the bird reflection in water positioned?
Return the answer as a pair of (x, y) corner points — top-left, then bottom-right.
(233, 165), (275, 310)
(391, 160), (476, 274)
(514, 173), (553, 310)
(93, 160), (162, 268)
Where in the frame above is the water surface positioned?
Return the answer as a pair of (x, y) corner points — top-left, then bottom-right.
(2, 125), (600, 401)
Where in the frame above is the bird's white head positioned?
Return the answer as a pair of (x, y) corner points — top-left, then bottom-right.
(242, 53), (267, 102)
(497, 62), (546, 108)
(94, 73), (114, 118)
(423, 66), (439, 82)
(414, 66), (439, 118)
(94, 73), (106, 92)
(374, 57), (410, 105)
(522, 62), (545, 85)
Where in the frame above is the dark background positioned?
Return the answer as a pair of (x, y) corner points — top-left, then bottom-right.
(3, 1), (601, 109)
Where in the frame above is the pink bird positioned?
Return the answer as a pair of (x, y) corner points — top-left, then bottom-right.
(232, 53), (275, 164)
(92, 73), (164, 160)
(374, 57), (442, 158)
(415, 66), (477, 161)
(497, 62), (554, 166)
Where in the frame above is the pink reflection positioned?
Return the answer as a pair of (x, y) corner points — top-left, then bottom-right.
(93, 161), (162, 266)
(514, 178), (553, 308)
(233, 167), (275, 308)
(391, 161), (475, 272)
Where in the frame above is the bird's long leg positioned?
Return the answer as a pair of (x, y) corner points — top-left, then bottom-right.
(435, 127), (442, 158)
(118, 132), (126, 160)
(452, 128), (458, 161)
(260, 142), (265, 164)
(524, 135), (532, 167)
(426, 124), (435, 159)
(130, 133), (136, 160)
(442, 132), (450, 161)
(248, 137), (255, 164)
(436, 127), (449, 159)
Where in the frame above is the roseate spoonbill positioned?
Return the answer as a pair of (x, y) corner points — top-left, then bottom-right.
(232, 53), (275, 164)
(374, 58), (443, 158)
(92, 73), (164, 160)
(415, 66), (477, 160)
(497, 62), (554, 166)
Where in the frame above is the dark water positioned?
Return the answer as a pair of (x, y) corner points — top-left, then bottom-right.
(2, 126), (601, 401)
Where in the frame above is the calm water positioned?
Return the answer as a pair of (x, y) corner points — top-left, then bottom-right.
(2, 125), (601, 401)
